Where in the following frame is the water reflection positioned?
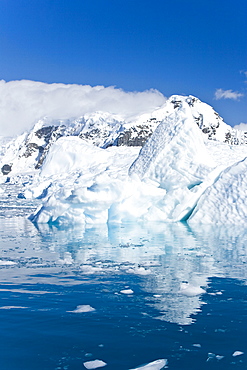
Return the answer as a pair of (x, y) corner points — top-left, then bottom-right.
(0, 217), (246, 325)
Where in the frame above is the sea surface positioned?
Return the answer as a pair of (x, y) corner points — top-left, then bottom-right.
(0, 184), (246, 369)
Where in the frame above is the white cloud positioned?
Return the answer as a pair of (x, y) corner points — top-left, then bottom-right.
(233, 122), (247, 131)
(0, 80), (167, 137)
(214, 88), (244, 101)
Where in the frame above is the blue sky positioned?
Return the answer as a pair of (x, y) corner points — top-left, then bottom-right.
(0, 0), (246, 126)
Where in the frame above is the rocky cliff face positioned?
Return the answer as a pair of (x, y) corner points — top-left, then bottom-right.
(115, 119), (160, 147)
(1, 95), (246, 177)
(21, 125), (66, 169)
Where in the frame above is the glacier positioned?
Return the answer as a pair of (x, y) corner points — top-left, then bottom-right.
(1, 94), (247, 225)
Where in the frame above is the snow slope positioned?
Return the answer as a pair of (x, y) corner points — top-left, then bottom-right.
(129, 103), (215, 187)
(188, 157), (247, 225)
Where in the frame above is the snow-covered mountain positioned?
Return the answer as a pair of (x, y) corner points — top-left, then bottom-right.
(0, 95), (247, 225)
(0, 112), (155, 175)
(1, 94), (247, 177)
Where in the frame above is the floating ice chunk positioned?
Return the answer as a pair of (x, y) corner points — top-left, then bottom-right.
(209, 291), (223, 296)
(214, 328), (226, 333)
(192, 343), (201, 348)
(67, 305), (95, 313)
(206, 353), (215, 362)
(120, 289), (134, 294)
(0, 306), (28, 309)
(83, 359), (107, 369)
(58, 252), (73, 265)
(232, 351), (244, 357)
(129, 358), (168, 369)
(0, 260), (17, 266)
(206, 353), (225, 362)
(80, 265), (106, 275)
(180, 283), (206, 297)
(216, 355), (224, 360)
(127, 267), (151, 275)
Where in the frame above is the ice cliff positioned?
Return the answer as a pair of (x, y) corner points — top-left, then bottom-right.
(1, 95), (247, 225)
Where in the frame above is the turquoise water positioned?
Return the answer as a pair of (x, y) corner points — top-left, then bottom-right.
(0, 211), (246, 369)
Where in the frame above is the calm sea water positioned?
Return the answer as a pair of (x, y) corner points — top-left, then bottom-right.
(0, 188), (246, 369)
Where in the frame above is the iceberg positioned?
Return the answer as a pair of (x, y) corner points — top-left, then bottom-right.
(1, 94), (246, 225)
(29, 138), (167, 225)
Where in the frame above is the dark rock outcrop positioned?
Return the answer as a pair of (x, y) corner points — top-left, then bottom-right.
(1, 164), (12, 175)
(115, 124), (155, 147)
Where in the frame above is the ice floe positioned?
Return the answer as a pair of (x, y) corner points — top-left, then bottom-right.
(83, 359), (107, 369)
(179, 283), (206, 297)
(129, 359), (168, 369)
(120, 289), (134, 295)
(67, 305), (96, 313)
(0, 306), (28, 310)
